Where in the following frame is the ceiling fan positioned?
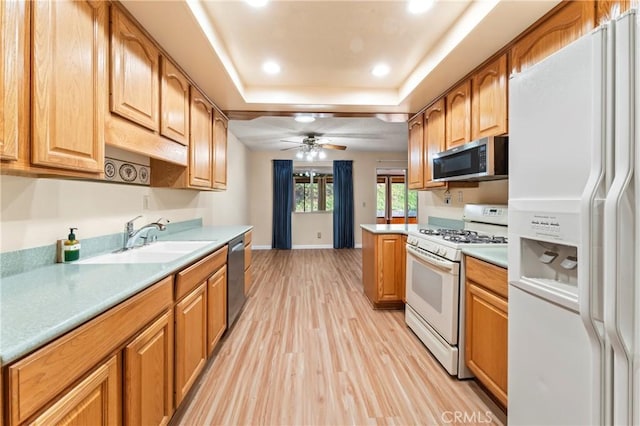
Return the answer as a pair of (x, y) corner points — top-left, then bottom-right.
(280, 134), (347, 152)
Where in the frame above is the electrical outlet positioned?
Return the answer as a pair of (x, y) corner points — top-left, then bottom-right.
(142, 195), (149, 210)
(317, 232), (322, 239)
(444, 191), (452, 205)
(457, 191), (463, 203)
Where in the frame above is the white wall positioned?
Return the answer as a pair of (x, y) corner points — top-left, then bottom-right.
(417, 180), (509, 223)
(248, 149), (407, 248)
(0, 132), (249, 252)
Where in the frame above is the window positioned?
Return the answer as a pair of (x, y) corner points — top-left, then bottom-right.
(376, 171), (418, 224)
(293, 167), (333, 212)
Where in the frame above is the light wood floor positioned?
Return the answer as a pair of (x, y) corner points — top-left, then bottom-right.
(176, 249), (506, 426)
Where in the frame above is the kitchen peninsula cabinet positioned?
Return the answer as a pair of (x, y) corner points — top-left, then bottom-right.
(511, 1), (595, 75)
(471, 54), (508, 139)
(445, 80), (471, 149)
(362, 229), (405, 309)
(465, 255), (508, 407)
(110, 6), (160, 132)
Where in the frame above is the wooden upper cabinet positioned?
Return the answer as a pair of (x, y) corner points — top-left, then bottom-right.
(424, 98), (446, 189)
(110, 6), (160, 132)
(212, 111), (228, 190)
(511, 1), (595, 75)
(1, 0), (29, 162)
(471, 54), (508, 139)
(29, 355), (120, 426)
(189, 87), (213, 188)
(407, 114), (424, 190)
(596, 1), (630, 24)
(445, 80), (471, 149)
(160, 57), (189, 146)
(31, 0), (106, 173)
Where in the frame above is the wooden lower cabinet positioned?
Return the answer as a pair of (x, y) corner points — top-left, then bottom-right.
(29, 355), (120, 426)
(362, 230), (405, 309)
(124, 310), (174, 426)
(207, 266), (227, 356)
(174, 282), (208, 405)
(464, 256), (508, 407)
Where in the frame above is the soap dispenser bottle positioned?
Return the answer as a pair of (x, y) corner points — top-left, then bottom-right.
(63, 228), (81, 262)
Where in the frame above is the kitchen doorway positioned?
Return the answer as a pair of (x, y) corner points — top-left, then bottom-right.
(376, 169), (417, 224)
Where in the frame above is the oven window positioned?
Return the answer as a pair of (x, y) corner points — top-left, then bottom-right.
(412, 260), (443, 312)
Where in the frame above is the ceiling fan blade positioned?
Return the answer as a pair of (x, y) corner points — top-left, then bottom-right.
(279, 139), (303, 144)
(280, 146), (300, 151)
(321, 143), (347, 151)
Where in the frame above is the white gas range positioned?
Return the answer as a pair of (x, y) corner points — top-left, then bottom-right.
(405, 204), (508, 378)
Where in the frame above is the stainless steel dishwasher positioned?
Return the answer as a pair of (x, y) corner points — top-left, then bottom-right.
(227, 235), (246, 327)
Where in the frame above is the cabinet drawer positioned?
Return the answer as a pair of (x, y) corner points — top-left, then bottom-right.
(465, 256), (508, 298)
(8, 276), (172, 425)
(175, 246), (227, 300)
(244, 230), (252, 246)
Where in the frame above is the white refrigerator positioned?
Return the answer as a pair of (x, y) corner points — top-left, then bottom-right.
(508, 9), (639, 426)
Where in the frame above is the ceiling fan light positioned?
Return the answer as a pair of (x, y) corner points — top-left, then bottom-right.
(296, 150), (304, 159)
(318, 150), (326, 159)
(294, 115), (315, 123)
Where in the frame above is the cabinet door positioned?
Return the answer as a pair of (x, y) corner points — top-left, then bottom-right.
(175, 283), (207, 405)
(471, 54), (508, 139)
(207, 266), (227, 356)
(377, 234), (404, 302)
(212, 112), (228, 190)
(29, 356), (120, 426)
(511, 1), (595, 75)
(445, 80), (471, 149)
(407, 114), (424, 190)
(189, 87), (213, 188)
(423, 98), (446, 189)
(124, 310), (174, 426)
(596, 1), (630, 24)
(465, 281), (508, 407)
(31, 0), (106, 173)
(1, 0), (28, 161)
(160, 57), (189, 145)
(110, 6), (159, 131)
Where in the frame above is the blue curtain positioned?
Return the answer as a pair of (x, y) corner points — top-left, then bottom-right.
(333, 160), (354, 248)
(272, 160), (293, 249)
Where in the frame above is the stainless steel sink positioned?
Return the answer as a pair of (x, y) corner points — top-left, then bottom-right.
(76, 240), (216, 264)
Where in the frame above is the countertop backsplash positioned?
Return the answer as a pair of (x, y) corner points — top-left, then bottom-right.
(0, 218), (203, 278)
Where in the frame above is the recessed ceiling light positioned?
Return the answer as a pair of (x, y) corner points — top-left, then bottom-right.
(245, 0), (268, 7)
(371, 63), (390, 77)
(407, 0), (435, 15)
(262, 60), (281, 75)
(294, 115), (315, 123)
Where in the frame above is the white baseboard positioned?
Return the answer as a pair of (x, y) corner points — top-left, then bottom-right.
(252, 244), (362, 250)
(292, 244), (334, 249)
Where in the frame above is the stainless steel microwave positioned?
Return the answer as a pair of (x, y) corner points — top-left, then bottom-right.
(432, 136), (508, 182)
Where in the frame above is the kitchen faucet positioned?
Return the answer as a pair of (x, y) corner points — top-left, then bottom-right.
(123, 216), (170, 250)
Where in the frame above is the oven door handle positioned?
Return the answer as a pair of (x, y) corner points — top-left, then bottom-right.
(406, 245), (456, 272)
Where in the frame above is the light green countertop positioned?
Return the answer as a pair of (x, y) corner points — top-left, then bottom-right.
(360, 223), (420, 234)
(0, 225), (251, 366)
(462, 247), (508, 269)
